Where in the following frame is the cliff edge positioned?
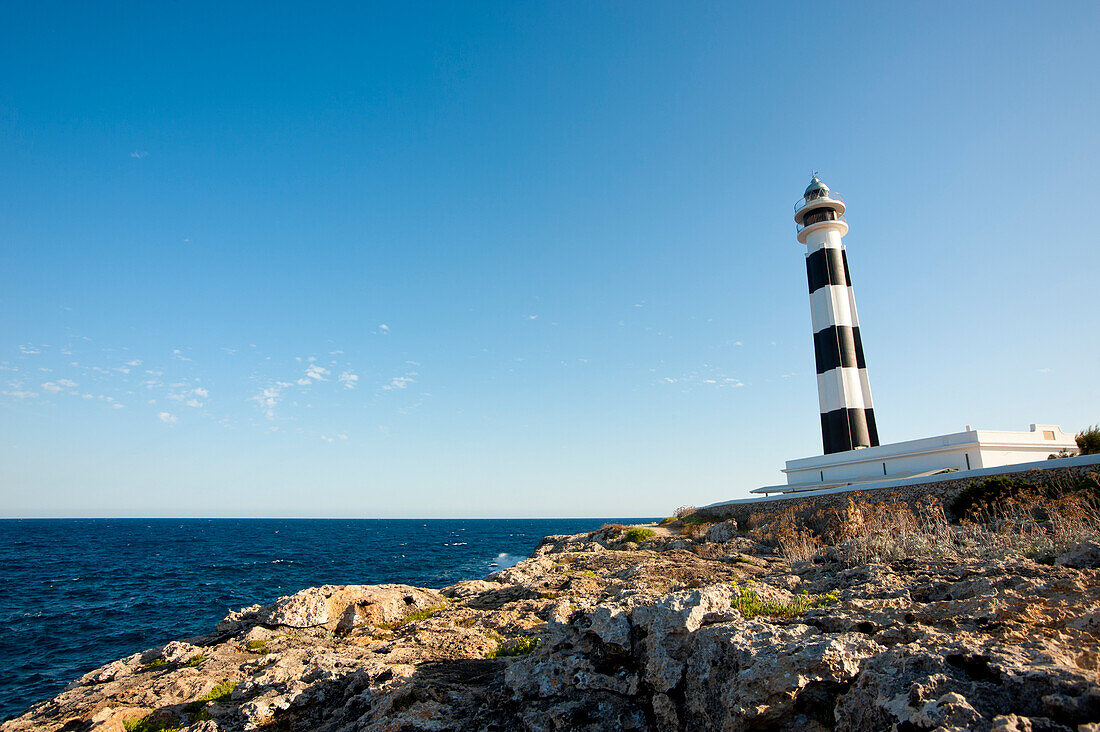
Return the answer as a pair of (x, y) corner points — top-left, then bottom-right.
(5, 497), (1100, 731)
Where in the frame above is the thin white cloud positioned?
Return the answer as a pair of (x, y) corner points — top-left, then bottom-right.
(339, 371), (358, 389)
(157, 412), (177, 424)
(3, 389), (37, 399)
(172, 349), (192, 361)
(41, 382), (63, 393)
(383, 375), (415, 391)
(249, 382), (291, 420)
(378, 324), (390, 334)
(526, 315), (538, 320)
(18, 345), (41, 355)
(130, 151), (148, 159)
(305, 364), (328, 381)
(126, 359), (142, 367)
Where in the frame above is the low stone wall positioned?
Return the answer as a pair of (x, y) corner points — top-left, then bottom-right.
(696, 462), (1099, 527)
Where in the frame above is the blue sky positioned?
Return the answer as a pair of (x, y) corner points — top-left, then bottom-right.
(2, 2), (1098, 517)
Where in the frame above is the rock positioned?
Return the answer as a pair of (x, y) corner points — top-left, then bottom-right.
(1057, 539), (1100, 569)
(704, 519), (739, 543)
(217, 584), (445, 633)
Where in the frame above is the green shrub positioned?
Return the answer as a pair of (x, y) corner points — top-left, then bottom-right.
(122, 716), (180, 732)
(679, 514), (710, 526)
(658, 516), (677, 526)
(137, 658), (168, 673)
(730, 584), (838, 618)
(1077, 425), (1100, 455)
(487, 635), (539, 658)
(185, 654), (204, 667)
(376, 605), (445, 631)
(184, 681), (236, 713)
(950, 476), (1027, 518)
(623, 527), (655, 543)
(245, 639), (269, 654)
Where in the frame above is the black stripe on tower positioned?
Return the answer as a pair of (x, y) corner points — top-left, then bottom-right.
(805, 246), (852, 293)
(820, 408), (877, 454)
(813, 326), (866, 373)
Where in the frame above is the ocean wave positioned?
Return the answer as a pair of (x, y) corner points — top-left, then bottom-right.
(488, 552), (525, 570)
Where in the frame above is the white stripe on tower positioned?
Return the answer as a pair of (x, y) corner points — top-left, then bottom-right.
(795, 175), (880, 455)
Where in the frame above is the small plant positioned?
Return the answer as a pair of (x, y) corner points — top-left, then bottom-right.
(376, 605), (445, 631)
(245, 639), (269, 654)
(623, 527), (655, 543)
(950, 476), (1027, 518)
(730, 583), (838, 618)
(185, 654), (205, 667)
(137, 658), (168, 673)
(122, 716), (181, 732)
(1077, 425), (1100, 455)
(679, 514), (710, 526)
(184, 681), (237, 714)
(658, 516), (677, 526)
(487, 635), (540, 658)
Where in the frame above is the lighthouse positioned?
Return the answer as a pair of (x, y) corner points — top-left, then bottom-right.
(795, 174), (880, 454)
(702, 176), (1081, 503)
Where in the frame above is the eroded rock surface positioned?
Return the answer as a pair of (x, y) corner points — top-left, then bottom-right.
(4, 529), (1099, 731)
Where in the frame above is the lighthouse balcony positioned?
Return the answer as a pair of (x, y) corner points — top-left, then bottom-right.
(794, 190), (844, 213)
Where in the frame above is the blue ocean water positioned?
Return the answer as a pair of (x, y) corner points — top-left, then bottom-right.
(0, 518), (633, 723)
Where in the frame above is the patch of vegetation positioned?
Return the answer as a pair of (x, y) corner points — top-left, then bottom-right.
(1078, 425), (1100, 455)
(376, 605), (445, 631)
(730, 583), (839, 619)
(679, 514), (710, 526)
(580, 569), (597, 578)
(950, 476), (1028, 518)
(137, 658), (168, 673)
(487, 635), (540, 659)
(623, 527), (655, 543)
(122, 716), (181, 732)
(245, 639), (270, 654)
(184, 681), (237, 714)
(185, 654), (205, 667)
(658, 516), (677, 526)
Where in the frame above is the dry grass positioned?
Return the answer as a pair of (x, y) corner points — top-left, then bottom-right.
(750, 474), (1100, 567)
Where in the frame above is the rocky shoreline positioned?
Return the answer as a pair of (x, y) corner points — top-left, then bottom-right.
(5, 508), (1100, 731)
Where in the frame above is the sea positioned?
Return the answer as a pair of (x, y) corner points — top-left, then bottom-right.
(0, 518), (640, 723)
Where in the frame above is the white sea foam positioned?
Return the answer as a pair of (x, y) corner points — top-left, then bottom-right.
(489, 552), (525, 570)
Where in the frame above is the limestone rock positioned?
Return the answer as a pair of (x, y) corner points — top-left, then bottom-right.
(217, 584), (445, 633)
(704, 519), (739, 543)
(1058, 539), (1100, 569)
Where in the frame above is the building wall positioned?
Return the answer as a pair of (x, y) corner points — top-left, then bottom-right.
(699, 454), (1100, 525)
(783, 424), (1077, 486)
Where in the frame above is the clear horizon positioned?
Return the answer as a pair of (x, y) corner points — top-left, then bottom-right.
(2, 2), (1098, 518)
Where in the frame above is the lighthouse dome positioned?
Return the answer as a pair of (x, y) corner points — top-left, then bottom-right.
(804, 174), (829, 197)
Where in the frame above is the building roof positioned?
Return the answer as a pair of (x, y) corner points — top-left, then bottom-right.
(804, 174), (829, 197)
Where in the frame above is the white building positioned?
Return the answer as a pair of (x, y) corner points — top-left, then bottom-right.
(755, 423), (1079, 496)
(745, 176), (1079, 498)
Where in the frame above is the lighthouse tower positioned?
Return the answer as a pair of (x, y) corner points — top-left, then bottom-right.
(795, 175), (880, 454)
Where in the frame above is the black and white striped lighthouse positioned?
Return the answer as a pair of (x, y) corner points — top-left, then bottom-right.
(795, 174), (880, 454)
